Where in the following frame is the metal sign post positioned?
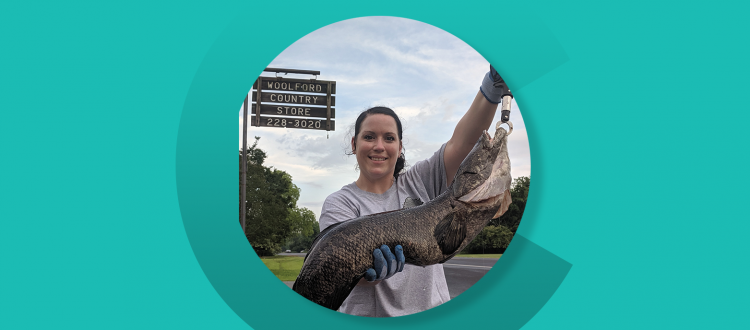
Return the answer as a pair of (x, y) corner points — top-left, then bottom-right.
(241, 95), (248, 232)
(241, 68), (336, 232)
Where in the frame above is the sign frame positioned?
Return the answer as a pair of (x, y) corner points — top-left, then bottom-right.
(251, 75), (335, 131)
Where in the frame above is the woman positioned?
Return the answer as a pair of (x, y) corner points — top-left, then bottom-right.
(318, 66), (510, 317)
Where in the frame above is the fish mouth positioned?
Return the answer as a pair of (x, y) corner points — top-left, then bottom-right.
(459, 189), (512, 218)
(458, 154), (508, 201)
(463, 191), (504, 206)
(458, 128), (511, 215)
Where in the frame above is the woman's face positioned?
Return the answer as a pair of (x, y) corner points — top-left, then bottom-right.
(352, 114), (402, 182)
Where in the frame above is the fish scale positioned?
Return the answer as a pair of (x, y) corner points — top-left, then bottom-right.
(293, 127), (512, 311)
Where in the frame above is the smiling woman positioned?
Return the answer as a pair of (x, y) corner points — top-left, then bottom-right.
(350, 107), (405, 194)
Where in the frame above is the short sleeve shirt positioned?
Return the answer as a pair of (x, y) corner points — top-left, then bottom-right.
(318, 143), (451, 317)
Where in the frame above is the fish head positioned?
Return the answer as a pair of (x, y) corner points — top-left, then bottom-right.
(452, 127), (512, 210)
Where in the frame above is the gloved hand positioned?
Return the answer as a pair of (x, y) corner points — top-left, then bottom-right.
(480, 65), (513, 104)
(364, 245), (405, 282)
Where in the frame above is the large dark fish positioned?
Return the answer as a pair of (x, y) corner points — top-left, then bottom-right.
(293, 126), (513, 310)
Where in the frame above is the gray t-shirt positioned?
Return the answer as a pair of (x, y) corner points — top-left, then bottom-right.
(319, 144), (451, 317)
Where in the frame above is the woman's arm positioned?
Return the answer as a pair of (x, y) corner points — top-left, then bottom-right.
(443, 91), (498, 186)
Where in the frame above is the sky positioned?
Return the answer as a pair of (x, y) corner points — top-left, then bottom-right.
(239, 16), (530, 220)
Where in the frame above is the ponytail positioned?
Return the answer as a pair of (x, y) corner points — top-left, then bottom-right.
(394, 152), (406, 180)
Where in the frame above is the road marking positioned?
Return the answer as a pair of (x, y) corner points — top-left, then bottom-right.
(442, 263), (493, 269)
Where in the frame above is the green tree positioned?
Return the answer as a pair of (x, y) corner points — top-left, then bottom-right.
(491, 176), (530, 233)
(283, 219), (320, 253)
(240, 137), (311, 256)
(282, 207), (319, 253)
(286, 206), (317, 238)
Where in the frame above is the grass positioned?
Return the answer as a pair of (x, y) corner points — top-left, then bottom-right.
(455, 253), (502, 259)
(260, 256), (305, 281)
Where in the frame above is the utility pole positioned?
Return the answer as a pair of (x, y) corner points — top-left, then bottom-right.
(241, 95), (248, 233)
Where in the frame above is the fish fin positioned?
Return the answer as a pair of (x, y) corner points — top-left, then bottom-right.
(402, 197), (424, 209)
(433, 212), (466, 255)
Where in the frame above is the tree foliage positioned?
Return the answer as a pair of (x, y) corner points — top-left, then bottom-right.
(462, 176), (530, 254)
(287, 206), (318, 238)
(240, 137), (317, 256)
(283, 218), (320, 253)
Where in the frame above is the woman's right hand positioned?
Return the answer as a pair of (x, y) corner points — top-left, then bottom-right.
(361, 245), (405, 285)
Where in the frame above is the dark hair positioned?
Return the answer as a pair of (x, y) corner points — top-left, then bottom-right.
(351, 106), (407, 179)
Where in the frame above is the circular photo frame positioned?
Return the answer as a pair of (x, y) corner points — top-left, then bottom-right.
(238, 17), (530, 317)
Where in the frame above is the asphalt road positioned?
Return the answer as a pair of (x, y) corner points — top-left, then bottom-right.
(278, 252), (307, 257)
(277, 253), (498, 299)
(443, 257), (498, 298)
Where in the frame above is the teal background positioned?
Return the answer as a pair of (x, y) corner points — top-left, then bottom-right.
(2, 1), (748, 329)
